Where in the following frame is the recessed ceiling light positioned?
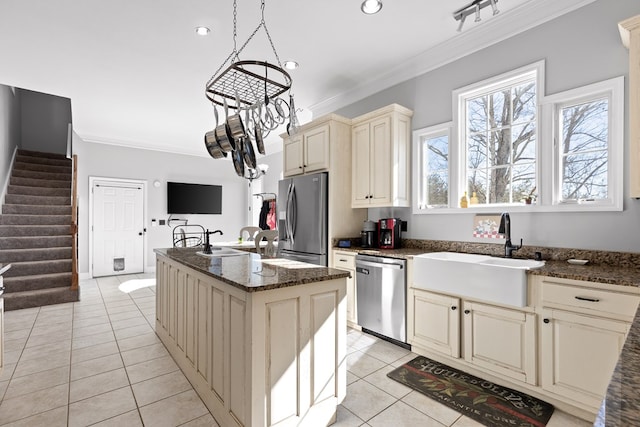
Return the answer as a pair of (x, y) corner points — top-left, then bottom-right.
(283, 60), (299, 70)
(195, 26), (210, 36)
(361, 0), (382, 15)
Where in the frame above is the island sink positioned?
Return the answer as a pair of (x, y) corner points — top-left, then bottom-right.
(412, 252), (544, 307)
(196, 247), (248, 257)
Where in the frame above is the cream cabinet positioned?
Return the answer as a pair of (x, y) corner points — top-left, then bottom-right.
(536, 276), (640, 411)
(409, 289), (460, 358)
(462, 301), (536, 385)
(283, 124), (329, 176)
(351, 104), (412, 208)
(331, 250), (357, 327)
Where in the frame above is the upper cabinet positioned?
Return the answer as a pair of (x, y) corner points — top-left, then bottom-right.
(619, 15), (640, 198)
(351, 104), (413, 208)
(283, 123), (330, 176)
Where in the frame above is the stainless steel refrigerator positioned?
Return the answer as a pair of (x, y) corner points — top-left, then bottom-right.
(277, 172), (328, 266)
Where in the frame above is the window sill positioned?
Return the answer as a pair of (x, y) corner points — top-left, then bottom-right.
(413, 203), (622, 215)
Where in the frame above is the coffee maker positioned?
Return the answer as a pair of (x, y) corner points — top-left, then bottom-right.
(378, 218), (402, 249)
(360, 220), (377, 248)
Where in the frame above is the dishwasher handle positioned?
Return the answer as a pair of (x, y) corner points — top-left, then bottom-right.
(356, 266), (370, 275)
(356, 259), (404, 270)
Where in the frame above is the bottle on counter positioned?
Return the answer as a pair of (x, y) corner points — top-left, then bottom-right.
(460, 191), (469, 208)
(470, 192), (479, 205)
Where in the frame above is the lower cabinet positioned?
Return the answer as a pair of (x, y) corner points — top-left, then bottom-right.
(410, 289), (460, 357)
(332, 251), (357, 327)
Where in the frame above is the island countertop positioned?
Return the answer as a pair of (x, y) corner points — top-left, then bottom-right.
(155, 247), (349, 293)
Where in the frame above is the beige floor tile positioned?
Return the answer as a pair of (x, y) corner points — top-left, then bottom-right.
(131, 370), (192, 407)
(452, 415), (485, 427)
(106, 303), (138, 313)
(121, 342), (169, 366)
(71, 330), (115, 350)
(68, 386), (137, 427)
(180, 413), (220, 426)
(3, 349), (21, 365)
(0, 380), (8, 399)
(0, 383), (68, 425)
(368, 400), (446, 427)
(334, 405), (365, 427)
(0, 405), (68, 427)
(72, 322), (114, 338)
(72, 315), (111, 328)
(13, 350), (70, 378)
(29, 321), (71, 338)
(347, 370), (359, 386)
(3, 338), (27, 353)
(363, 367), (412, 399)
(111, 315), (148, 330)
(347, 351), (388, 378)
(25, 330), (71, 349)
(139, 389), (209, 427)
(20, 340), (72, 361)
(360, 340), (411, 365)
(402, 390), (462, 426)
(70, 367), (130, 402)
(73, 302), (107, 314)
(70, 353), (124, 381)
(6, 366), (69, 398)
(3, 319), (36, 333)
(341, 380), (396, 422)
(108, 310), (145, 322)
(546, 410), (593, 427)
(114, 323), (154, 340)
(126, 355), (179, 384)
(4, 328), (31, 341)
(117, 332), (161, 352)
(71, 340), (120, 364)
(90, 409), (143, 426)
(33, 313), (72, 327)
(347, 330), (378, 352)
(389, 352), (419, 368)
(0, 364), (16, 383)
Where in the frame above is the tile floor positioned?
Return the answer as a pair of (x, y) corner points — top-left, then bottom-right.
(0, 274), (594, 427)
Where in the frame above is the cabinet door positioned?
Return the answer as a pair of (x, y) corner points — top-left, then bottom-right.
(540, 308), (629, 409)
(352, 123), (372, 207)
(410, 290), (460, 358)
(304, 124), (330, 173)
(369, 116), (392, 206)
(463, 302), (536, 385)
(283, 135), (304, 176)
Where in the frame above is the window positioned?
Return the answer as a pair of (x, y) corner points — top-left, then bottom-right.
(412, 60), (623, 214)
(458, 64), (540, 206)
(413, 123), (451, 211)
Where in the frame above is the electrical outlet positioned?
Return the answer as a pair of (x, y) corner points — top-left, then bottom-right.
(159, 219), (166, 226)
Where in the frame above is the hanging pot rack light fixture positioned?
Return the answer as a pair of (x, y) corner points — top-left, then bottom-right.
(204, 0), (300, 179)
(454, 0), (499, 32)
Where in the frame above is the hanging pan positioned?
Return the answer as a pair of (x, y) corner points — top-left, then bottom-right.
(205, 105), (227, 159)
(215, 97), (236, 152)
(226, 91), (246, 140)
(242, 137), (257, 169)
(231, 147), (244, 177)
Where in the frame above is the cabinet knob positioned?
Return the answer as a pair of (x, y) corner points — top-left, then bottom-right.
(304, 164), (307, 167)
(365, 195), (369, 199)
(464, 309), (470, 314)
(543, 318), (550, 324)
(451, 306), (457, 311)
(299, 166), (303, 169)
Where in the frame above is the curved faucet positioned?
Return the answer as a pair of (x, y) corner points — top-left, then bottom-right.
(203, 229), (224, 254)
(498, 213), (522, 258)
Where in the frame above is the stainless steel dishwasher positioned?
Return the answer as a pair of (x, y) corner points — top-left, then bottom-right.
(355, 254), (407, 345)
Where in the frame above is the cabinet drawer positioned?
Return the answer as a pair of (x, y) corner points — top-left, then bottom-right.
(332, 251), (356, 270)
(541, 280), (640, 320)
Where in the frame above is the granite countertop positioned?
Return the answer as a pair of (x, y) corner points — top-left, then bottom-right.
(155, 247), (349, 293)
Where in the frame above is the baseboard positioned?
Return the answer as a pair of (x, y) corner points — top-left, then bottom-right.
(79, 272), (91, 280)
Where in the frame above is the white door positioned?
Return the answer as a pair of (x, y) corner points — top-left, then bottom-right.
(92, 180), (144, 277)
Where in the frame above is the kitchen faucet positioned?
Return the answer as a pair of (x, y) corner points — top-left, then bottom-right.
(203, 229), (223, 254)
(498, 213), (522, 258)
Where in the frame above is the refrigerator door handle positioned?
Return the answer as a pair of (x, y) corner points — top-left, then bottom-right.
(290, 182), (297, 244)
(286, 182), (294, 245)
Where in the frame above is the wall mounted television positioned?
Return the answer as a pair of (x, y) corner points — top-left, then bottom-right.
(167, 182), (222, 214)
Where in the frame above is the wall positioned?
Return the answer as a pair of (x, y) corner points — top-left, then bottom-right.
(334, 0), (640, 253)
(73, 135), (248, 275)
(19, 89), (71, 155)
(0, 84), (20, 206)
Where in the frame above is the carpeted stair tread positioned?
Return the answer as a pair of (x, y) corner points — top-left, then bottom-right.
(0, 225), (71, 237)
(15, 154), (71, 168)
(0, 235), (72, 249)
(11, 169), (71, 181)
(3, 259), (72, 278)
(0, 214), (72, 225)
(7, 185), (71, 197)
(3, 287), (79, 311)
(2, 204), (72, 215)
(9, 176), (71, 188)
(4, 272), (72, 292)
(17, 149), (69, 160)
(0, 247), (72, 263)
(4, 194), (70, 206)
(14, 161), (71, 174)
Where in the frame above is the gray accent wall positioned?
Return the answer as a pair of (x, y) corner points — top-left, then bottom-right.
(0, 84), (20, 206)
(19, 89), (71, 155)
(73, 135), (248, 275)
(335, 0), (640, 253)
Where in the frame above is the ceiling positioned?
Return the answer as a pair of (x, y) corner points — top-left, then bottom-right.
(0, 0), (594, 158)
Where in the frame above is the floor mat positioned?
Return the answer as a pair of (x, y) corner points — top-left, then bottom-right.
(387, 355), (554, 427)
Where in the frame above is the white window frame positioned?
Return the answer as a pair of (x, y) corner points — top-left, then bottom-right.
(412, 122), (452, 214)
(540, 76), (624, 212)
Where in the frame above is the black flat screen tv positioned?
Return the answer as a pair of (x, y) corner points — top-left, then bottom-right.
(167, 182), (222, 214)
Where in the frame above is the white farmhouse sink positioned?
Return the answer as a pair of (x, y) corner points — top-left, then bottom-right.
(412, 252), (545, 307)
(196, 247), (249, 257)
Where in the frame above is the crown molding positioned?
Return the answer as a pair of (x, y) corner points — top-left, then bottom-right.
(78, 133), (209, 159)
(310, 0), (598, 116)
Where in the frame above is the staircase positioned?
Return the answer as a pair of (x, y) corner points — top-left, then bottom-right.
(0, 149), (79, 310)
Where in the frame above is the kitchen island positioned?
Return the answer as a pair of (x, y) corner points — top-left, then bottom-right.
(154, 248), (348, 427)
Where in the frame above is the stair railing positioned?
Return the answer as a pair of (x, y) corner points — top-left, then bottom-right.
(71, 154), (79, 290)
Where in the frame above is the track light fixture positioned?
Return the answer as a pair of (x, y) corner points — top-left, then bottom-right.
(454, 0), (500, 32)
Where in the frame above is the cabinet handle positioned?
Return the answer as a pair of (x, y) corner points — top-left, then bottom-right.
(464, 309), (470, 314)
(543, 318), (550, 324)
(575, 296), (600, 303)
(339, 259), (347, 262)
(451, 306), (457, 311)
